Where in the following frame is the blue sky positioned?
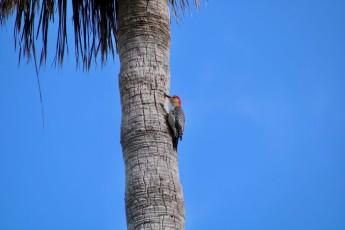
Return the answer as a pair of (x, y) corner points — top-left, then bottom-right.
(1, 0), (345, 229)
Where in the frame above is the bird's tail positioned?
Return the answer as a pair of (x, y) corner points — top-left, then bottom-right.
(173, 137), (178, 151)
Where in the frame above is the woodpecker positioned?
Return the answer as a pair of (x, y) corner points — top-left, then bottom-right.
(165, 94), (185, 150)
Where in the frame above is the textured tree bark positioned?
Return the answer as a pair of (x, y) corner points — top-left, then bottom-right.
(117, 0), (185, 229)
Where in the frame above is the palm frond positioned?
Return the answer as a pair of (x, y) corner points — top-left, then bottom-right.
(170, 0), (200, 21)
(0, 0), (199, 70)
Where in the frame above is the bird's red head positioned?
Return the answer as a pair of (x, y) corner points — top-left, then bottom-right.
(169, 95), (182, 106)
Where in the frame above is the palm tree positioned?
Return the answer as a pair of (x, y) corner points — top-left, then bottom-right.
(0, 0), (199, 229)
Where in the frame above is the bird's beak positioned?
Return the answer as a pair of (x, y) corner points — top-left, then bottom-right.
(164, 94), (171, 98)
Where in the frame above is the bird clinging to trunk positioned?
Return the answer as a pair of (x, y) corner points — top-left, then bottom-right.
(165, 94), (185, 150)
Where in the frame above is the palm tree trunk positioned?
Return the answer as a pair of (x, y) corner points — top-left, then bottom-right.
(117, 0), (185, 229)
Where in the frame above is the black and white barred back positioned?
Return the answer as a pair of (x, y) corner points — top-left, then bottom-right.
(168, 106), (185, 150)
